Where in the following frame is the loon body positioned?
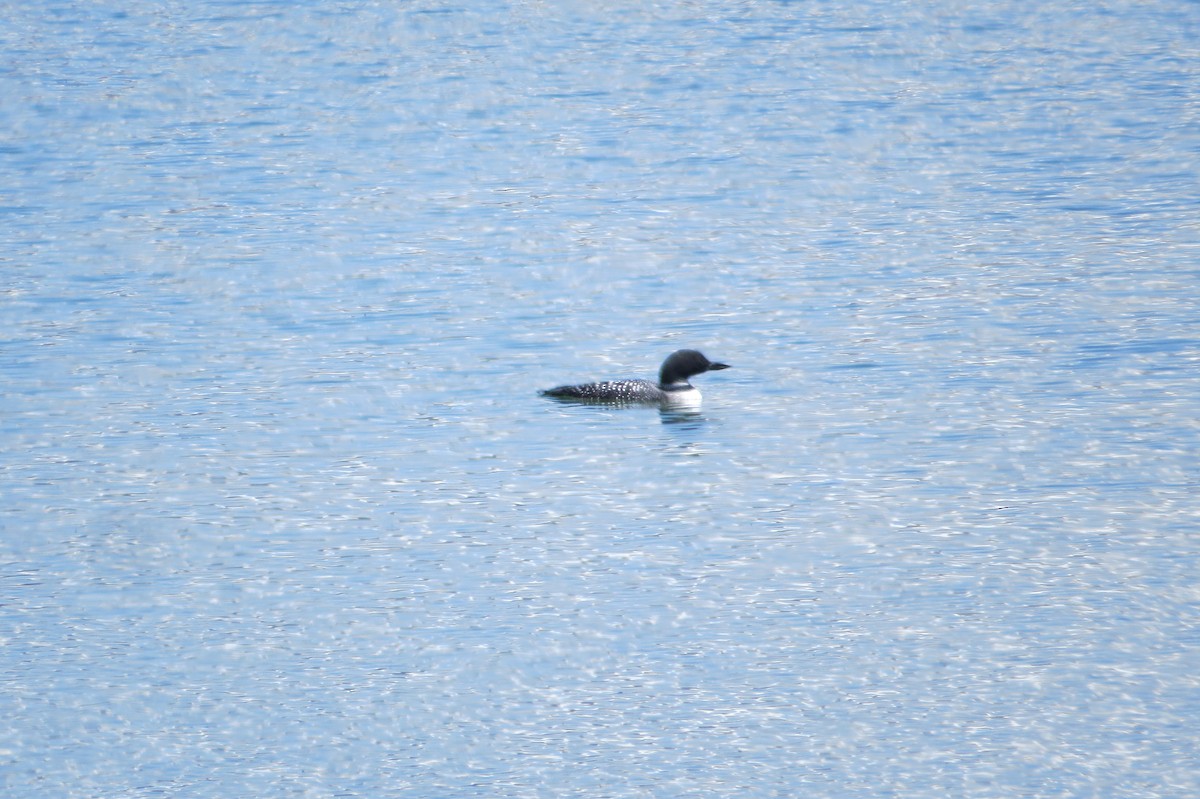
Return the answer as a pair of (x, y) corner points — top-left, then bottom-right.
(541, 349), (730, 406)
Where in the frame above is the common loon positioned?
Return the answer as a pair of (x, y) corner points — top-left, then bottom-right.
(541, 349), (730, 406)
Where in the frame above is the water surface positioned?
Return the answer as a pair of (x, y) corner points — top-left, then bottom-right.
(2, 1), (1199, 797)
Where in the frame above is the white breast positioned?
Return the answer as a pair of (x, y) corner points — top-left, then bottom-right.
(661, 386), (702, 409)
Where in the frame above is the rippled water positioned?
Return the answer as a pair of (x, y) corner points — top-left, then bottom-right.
(3, 1), (1199, 797)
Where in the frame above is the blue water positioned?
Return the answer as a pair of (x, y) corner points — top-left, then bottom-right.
(3, 1), (1199, 797)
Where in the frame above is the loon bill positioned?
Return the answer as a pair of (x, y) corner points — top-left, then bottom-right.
(540, 349), (730, 406)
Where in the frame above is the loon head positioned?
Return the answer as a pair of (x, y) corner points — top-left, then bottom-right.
(658, 349), (730, 387)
